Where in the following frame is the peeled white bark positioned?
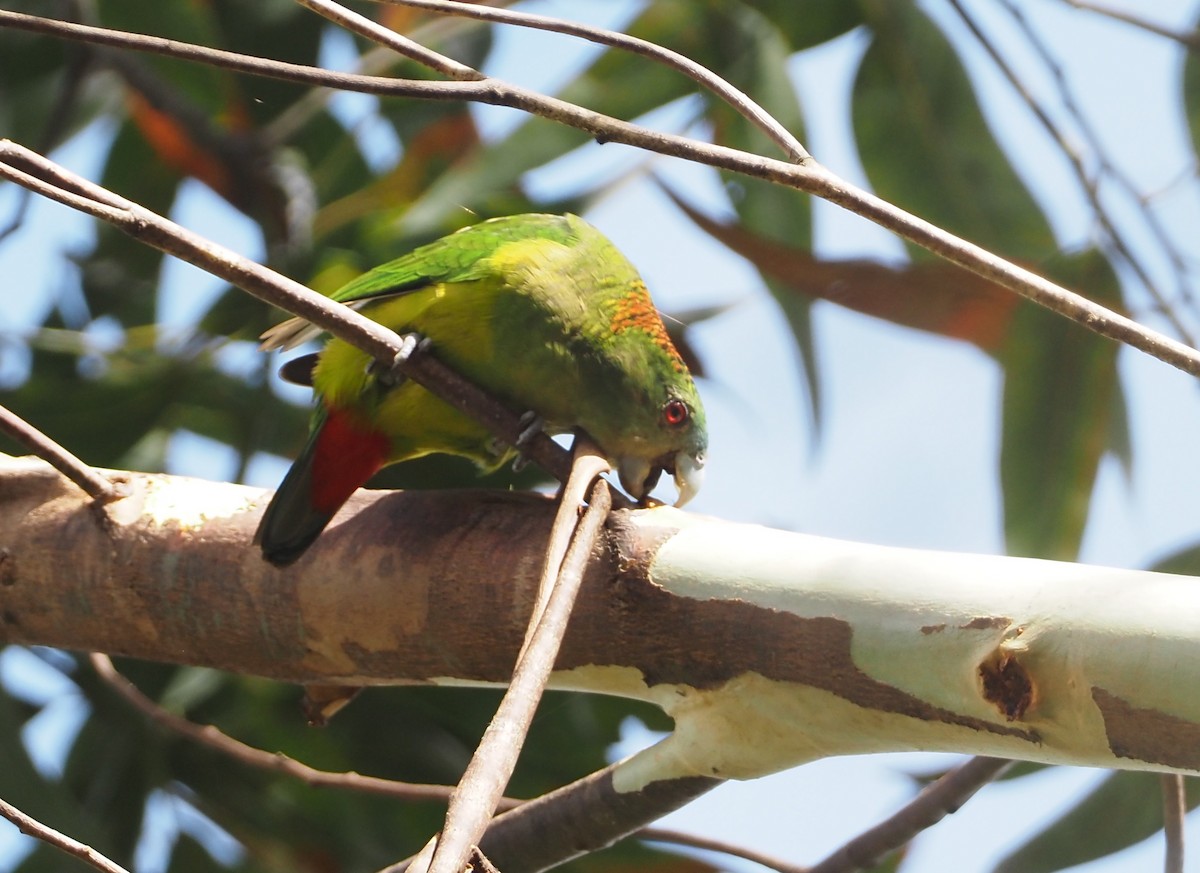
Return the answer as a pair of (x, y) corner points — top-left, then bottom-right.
(610, 518), (1200, 789)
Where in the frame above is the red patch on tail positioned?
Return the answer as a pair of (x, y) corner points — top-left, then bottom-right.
(311, 407), (390, 514)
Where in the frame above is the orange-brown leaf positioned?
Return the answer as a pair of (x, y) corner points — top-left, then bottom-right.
(127, 90), (234, 199)
(679, 201), (1019, 351)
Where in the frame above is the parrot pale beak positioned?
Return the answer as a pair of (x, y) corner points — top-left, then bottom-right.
(672, 451), (705, 508)
(617, 456), (659, 503)
(616, 451), (705, 507)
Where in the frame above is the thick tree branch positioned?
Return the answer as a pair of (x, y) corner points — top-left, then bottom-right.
(5, 453), (1200, 776)
(1, 12), (1199, 376)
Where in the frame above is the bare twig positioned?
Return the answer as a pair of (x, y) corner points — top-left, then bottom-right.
(1161, 773), (1186, 873)
(521, 440), (612, 660)
(0, 181), (34, 245)
(0, 140), (575, 487)
(950, 0), (1196, 343)
(473, 762), (721, 873)
(265, 1), (494, 144)
(0, 403), (117, 502)
(2, 11), (1197, 377)
(0, 795), (130, 873)
(296, 0), (481, 81)
(806, 756), (1014, 873)
(639, 828), (809, 873)
(0, 1), (92, 245)
(1058, 0), (1200, 49)
(420, 446), (612, 873)
(1000, 0), (1199, 321)
(0, 10), (444, 93)
(91, 653), (798, 872)
(375, 0), (810, 162)
(88, 653), (498, 806)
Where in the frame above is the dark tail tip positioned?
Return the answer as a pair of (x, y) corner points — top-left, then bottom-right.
(256, 526), (328, 567)
(254, 484), (336, 567)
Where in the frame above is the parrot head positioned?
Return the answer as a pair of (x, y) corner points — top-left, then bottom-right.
(608, 381), (707, 509)
(538, 219), (709, 510)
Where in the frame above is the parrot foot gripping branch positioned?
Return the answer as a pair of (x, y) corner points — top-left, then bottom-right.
(369, 332), (427, 388)
(508, 412), (547, 473)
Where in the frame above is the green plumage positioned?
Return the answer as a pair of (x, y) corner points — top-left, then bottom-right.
(255, 213), (707, 565)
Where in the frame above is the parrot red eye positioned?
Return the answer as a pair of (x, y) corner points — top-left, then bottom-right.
(662, 399), (689, 427)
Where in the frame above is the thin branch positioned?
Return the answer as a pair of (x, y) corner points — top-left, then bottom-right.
(421, 447), (612, 873)
(0, 794), (130, 873)
(0, 10), (492, 101)
(0, 180), (34, 245)
(472, 762), (721, 873)
(88, 653), (496, 806)
(1058, 0), (1200, 50)
(2, 12), (1197, 377)
(806, 756), (1014, 873)
(0, 0), (92, 245)
(949, 0), (1196, 343)
(0, 140), (575, 487)
(91, 653), (799, 873)
(999, 0), (1199, 322)
(1161, 773), (1186, 873)
(375, 0), (810, 162)
(295, 0), (482, 81)
(521, 440), (612, 662)
(639, 828), (809, 873)
(0, 403), (118, 502)
(263, 41), (413, 147)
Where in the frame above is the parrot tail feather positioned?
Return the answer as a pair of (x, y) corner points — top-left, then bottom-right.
(255, 407), (390, 566)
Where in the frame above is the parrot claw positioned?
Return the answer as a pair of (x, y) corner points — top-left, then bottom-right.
(509, 412), (544, 472)
(516, 411), (544, 447)
(370, 332), (426, 387)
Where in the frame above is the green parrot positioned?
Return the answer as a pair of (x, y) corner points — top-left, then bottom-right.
(254, 213), (707, 566)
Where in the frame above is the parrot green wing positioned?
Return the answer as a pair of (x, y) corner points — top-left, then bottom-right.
(260, 215), (581, 351)
(332, 214), (580, 303)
